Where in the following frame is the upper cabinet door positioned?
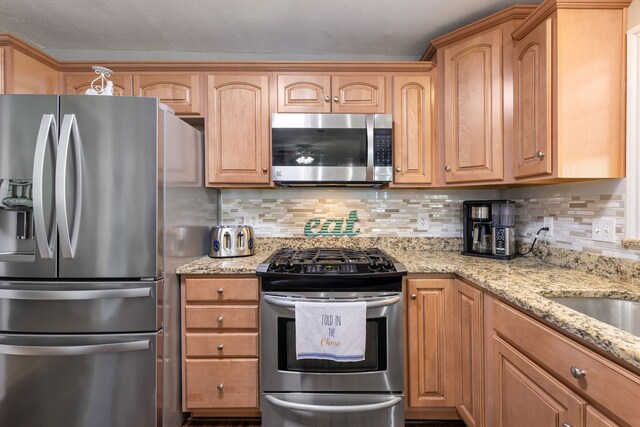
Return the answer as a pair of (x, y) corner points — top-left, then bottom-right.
(331, 75), (386, 113)
(513, 19), (552, 179)
(206, 74), (271, 186)
(443, 28), (504, 183)
(0, 47), (5, 94)
(392, 73), (434, 185)
(64, 74), (133, 96)
(277, 75), (331, 113)
(133, 73), (202, 115)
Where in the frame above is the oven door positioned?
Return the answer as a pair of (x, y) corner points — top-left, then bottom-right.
(260, 291), (403, 393)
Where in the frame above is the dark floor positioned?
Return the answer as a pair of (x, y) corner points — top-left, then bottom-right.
(183, 418), (466, 426)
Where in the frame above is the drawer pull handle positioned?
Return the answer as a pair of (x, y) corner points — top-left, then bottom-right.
(562, 423), (571, 427)
(570, 366), (586, 379)
(217, 344), (224, 351)
(217, 316), (224, 323)
(217, 288), (223, 295)
(411, 294), (417, 300)
(217, 383), (224, 391)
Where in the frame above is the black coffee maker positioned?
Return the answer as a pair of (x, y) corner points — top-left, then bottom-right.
(462, 200), (516, 260)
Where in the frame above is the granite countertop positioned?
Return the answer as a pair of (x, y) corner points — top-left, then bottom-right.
(178, 249), (640, 371)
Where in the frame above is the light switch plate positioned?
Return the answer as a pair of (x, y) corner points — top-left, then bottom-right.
(592, 217), (616, 243)
(417, 213), (430, 231)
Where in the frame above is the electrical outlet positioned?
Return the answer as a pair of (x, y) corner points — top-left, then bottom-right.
(244, 215), (258, 227)
(417, 213), (430, 231)
(543, 217), (554, 237)
(592, 217), (616, 243)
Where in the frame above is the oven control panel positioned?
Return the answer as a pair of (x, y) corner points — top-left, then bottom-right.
(304, 264), (358, 274)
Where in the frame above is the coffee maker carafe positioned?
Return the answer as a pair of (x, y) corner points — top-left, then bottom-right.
(462, 200), (516, 260)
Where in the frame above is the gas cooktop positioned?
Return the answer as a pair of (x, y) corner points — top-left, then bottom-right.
(256, 247), (407, 277)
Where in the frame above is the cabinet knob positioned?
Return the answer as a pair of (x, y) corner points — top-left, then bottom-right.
(217, 287), (223, 295)
(333, 96), (339, 103)
(411, 294), (417, 300)
(395, 167), (401, 172)
(217, 344), (224, 351)
(324, 95), (330, 102)
(217, 316), (224, 323)
(562, 424), (571, 427)
(536, 151), (546, 159)
(444, 165), (451, 172)
(570, 366), (586, 379)
(262, 166), (268, 172)
(217, 383), (224, 391)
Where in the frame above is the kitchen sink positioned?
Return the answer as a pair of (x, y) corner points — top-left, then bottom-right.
(548, 297), (640, 337)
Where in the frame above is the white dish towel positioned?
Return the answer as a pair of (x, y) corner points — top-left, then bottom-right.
(295, 300), (366, 362)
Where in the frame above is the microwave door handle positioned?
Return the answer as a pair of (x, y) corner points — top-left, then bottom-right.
(265, 395), (402, 413)
(366, 114), (374, 181)
(56, 114), (83, 259)
(32, 114), (58, 259)
(262, 294), (401, 310)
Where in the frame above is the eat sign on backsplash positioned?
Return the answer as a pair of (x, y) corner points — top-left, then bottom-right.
(304, 210), (361, 237)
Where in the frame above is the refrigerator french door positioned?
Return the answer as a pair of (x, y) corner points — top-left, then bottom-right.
(0, 95), (166, 427)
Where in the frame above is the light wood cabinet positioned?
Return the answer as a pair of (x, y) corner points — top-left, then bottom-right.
(391, 73), (435, 185)
(276, 74), (386, 113)
(133, 73), (202, 115)
(181, 276), (260, 416)
(0, 47), (5, 94)
(512, 0), (629, 182)
(64, 73), (133, 96)
(586, 406), (621, 427)
(441, 28), (504, 184)
(0, 43), (59, 94)
(206, 74), (271, 186)
(406, 278), (454, 409)
(493, 335), (585, 427)
(493, 299), (640, 426)
(453, 279), (484, 427)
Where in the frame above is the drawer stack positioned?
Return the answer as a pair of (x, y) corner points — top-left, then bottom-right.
(181, 276), (259, 417)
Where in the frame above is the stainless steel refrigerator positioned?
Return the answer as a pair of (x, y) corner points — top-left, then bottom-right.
(0, 94), (214, 427)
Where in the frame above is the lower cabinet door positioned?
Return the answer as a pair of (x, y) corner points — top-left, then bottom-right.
(494, 336), (585, 427)
(261, 393), (404, 427)
(185, 358), (259, 409)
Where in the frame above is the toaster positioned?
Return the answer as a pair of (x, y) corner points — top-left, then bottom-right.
(209, 225), (255, 258)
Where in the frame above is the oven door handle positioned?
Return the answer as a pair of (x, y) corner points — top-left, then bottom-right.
(262, 294), (401, 310)
(264, 395), (402, 413)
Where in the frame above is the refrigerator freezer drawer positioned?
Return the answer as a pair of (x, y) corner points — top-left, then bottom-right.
(0, 280), (162, 333)
(0, 332), (159, 427)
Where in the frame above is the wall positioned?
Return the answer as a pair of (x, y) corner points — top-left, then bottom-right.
(221, 188), (499, 238)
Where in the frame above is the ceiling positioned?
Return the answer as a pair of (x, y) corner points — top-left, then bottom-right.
(0, 0), (541, 61)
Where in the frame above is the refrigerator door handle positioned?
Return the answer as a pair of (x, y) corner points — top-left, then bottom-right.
(32, 114), (58, 259)
(0, 286), (151, 300)
(0, 340), (150, 356)
(56, 114), (83, 259)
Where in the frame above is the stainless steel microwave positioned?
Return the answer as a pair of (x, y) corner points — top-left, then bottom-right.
(271, 113), (393, 186)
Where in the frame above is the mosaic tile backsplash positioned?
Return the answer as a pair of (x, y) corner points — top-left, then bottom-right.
(221, 188), (499, 238)
(220, 179), (640, 263)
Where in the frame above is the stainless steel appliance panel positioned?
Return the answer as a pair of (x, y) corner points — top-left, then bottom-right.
(0, 280), (161, 333)
(58, 96), (160, 279)
(0, 332), (159, 427)
(261, 393), (404, 427)
(260, 292), (404, 393)
(0, 95), (58, 278)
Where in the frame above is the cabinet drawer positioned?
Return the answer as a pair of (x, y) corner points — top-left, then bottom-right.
(185, 278), (259, 302)
(186, 332), (259, 357)
(494, 300), (640, 426)
(185, 359), (258, 409)
(185, 305), (258, 330)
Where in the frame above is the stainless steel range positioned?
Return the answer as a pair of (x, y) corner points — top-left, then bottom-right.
(257, 248), (407, 427)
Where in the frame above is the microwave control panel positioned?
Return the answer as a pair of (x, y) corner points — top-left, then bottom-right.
(374, 129), (392, 166)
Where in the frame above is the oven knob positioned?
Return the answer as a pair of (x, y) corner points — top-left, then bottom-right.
(217, 383), (224, 391)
